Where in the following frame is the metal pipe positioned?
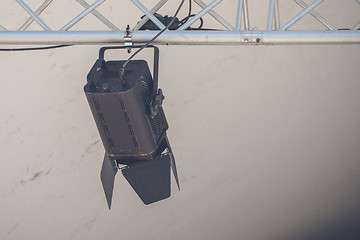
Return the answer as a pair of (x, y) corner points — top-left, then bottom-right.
(131, 0), (165, 30)
(0, 25), (6, 31)
(280, 0), (324, 30)
(76, 0), (120, 31)
(194, 0), (234, 30)
(0, 30), (359, 45)
(61, 0), (105, 31)
(274, 0), (280, 30)
(259, 31), (360, 44)
(235, 0), (244, 30)
(243, 0), (250, 30)
(16, 0), (51, 31)
(19, 0), (53, 31)
(133, 0), (168, 31)
(294, 0), (336, 30)
(178, 0), (223, 30)
(267, 0), (275, 30)
(351, 20), (360, 30)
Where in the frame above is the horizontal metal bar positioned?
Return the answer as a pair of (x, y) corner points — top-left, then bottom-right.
(17, 0), (51, 31)
(0, 31), (359, 45)
(61, 0), (105, 31)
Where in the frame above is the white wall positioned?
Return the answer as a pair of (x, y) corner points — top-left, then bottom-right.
(1, 1), (360, 239)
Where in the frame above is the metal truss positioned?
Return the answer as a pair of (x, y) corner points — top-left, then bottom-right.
(0, 0), (359, 45)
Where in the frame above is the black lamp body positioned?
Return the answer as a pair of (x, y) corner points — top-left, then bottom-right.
(84, 46), (179, 207)
(85, 59), (168, 164)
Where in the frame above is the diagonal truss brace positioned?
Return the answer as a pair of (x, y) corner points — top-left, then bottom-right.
(76, 0), (120, 31)
(19, 0), (53, 31)
(280, 0), (325, 30)
(17, 0), (51, 31)
(61, 0), (105, 31)
(294, 0), (336, 30)
(194, 0), (234, 30)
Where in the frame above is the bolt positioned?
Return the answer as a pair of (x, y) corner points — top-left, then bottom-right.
(256, 38), (261, 43)
(102, 83), (110, 91)
(244, 38), (249, 43)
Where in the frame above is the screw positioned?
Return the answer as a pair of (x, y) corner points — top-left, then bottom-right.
(244, 38), (249, 43)
(256, 38), (261, 43)
(102, 83), (110, 91)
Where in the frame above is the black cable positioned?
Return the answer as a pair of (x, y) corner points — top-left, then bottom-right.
(193, 17), (204, 29)
(180, 14), (194, 24)
(179, 0), (204, 30)
(188, 0), (192, 17)
(0, 44), (72, 52)
(180, 14), (204, 29)
(121, 0), (185, 70)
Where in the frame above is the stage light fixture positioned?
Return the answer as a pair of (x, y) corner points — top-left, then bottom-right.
(84, 46), (179, 208)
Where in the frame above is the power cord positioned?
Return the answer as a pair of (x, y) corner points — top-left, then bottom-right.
(139, 0), (204, 30)
(121, 0), (186, 70)
(0, 44), (72, 52)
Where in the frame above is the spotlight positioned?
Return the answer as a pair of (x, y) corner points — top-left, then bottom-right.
(84, 46), (179, 208)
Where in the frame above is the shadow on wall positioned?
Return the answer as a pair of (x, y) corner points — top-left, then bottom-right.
(285, 212), (360, 240)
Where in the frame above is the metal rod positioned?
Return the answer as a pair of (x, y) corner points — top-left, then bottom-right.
(267, 0), (275, 30)
(294, 0), (336, 30)
(235, 0), (244, 30)
(274, 0), (280, 30)
(194, 0), (234, 30)
(131, 0), (165, 30)
(0, 30), (359, 45)
(178, 0), (223, 30)
(280, 0), (324, 30)
(19, 0), (53, 31)
(76, 0), (120, 31)
(243, 0), (250, 30)
(61, 0), (105, 31)
(16, 0), (51, 31)
(133, 0), (168, 31)
(273, 11), (277, 30)
(0, 25), (7, 31)
(351, 20), (360, 30)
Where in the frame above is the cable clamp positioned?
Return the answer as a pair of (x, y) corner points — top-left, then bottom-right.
(124, 25), (133, 53)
